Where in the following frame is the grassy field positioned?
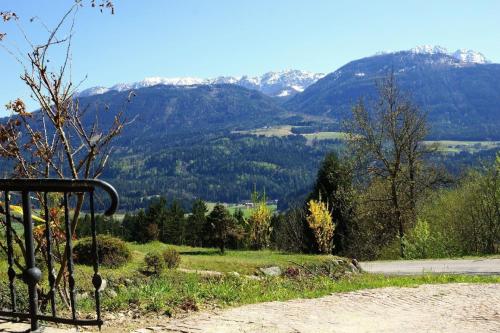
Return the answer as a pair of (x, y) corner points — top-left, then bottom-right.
(130, 243), (331, 274)
(422, 140), (500, 153)
(205, 202), (277, 219)
(94, 271), (500, 316)
(302, 131), (349, 144)
(232, 126), (349, 144)
(2, 243), (499, 319)
(233, 125), (500, 153)
(232, 125), (294, 137)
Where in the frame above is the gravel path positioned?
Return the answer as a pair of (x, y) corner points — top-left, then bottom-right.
(132, 283), (500, 333)
(360, 258), (500, 275)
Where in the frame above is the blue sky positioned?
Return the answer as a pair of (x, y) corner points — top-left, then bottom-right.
(1, 0), (500, 114)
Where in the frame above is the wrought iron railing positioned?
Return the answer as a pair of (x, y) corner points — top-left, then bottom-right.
(0, 179), (118, 331)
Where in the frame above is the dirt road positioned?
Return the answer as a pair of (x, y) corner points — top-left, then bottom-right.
(360, 258), (500, 275)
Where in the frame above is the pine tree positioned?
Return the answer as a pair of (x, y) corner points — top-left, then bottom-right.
(187, 199), (207, 246)
(165, 200), (185, 245)
(145, 197), (168, 242)
(309, 152), (354, 254)
(207, 204), (235, 254)
(133, 209), (154, 243)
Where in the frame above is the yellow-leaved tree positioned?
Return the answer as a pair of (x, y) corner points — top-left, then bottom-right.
(248, 190), (272, 249)
(306, 199), (334, 253)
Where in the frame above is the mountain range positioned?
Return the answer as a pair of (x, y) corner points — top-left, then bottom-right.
(78, 69), (326, 98)
(3, 45), (500, 208)
(78, 45), (490, 99)
(77, 45), (500, 139)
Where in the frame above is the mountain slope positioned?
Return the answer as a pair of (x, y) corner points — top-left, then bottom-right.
(286, 47), (500, 139)
(77, 84), (291, 142)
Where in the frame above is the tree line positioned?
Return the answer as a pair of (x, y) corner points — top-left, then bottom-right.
(85, 190), (274, 254)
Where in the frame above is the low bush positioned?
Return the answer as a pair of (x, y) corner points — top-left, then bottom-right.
(402, 219), (448, 259)
(144, 251), (165, 275)
(162, 248), (181, 269)
(74, 235), (131, 268)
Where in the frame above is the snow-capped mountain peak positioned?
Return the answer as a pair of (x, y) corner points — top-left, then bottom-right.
(236, 70), (325, 96)
(77, 70), (325, 98)
(109, 77), (206, 92)
(407, 45), (490, 64)
(410, 45), (449, 55)
(451, 49), (490, 64)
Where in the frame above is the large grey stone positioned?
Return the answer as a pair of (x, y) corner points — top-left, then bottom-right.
(259, 266), (282, 276)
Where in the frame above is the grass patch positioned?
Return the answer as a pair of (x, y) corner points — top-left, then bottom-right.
(177, 248), (329, 274)
(232, 125), (294, 137)
(422, 140), (500, 153)
(89, 272), (500, 315)
(232, 126), (350, 144)
(205, 202), (277, 219)
(232, 127), (499, 153)
(126, 244), (329, 275)
(301, 131), (349, 143)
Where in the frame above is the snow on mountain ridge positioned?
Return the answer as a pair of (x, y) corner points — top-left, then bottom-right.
(451, 49), (490, 64)
(408, 45), (490, 64)
(372, 45), (490, 64)
(410, 45), (449, 55)
(78, 70), (325, 98)
(77, 47), (490, 98)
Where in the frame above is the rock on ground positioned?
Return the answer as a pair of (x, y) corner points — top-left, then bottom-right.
(259, 266), (282, 276)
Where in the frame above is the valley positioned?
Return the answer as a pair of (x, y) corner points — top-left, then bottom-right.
(236, 125), (500, 152)
(4, 47), (499, 209)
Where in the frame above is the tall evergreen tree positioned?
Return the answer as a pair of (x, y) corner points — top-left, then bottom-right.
(308, 152), (354, 254)
(233, 208), (246, 227)
(145, 197), (169, 242)
(187, 199), (208, 247)
(128, 209), (154, 243)
(165, 200), (186, 244)
(207, 204), (235, 254)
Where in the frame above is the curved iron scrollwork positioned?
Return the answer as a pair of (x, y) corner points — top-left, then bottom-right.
(0, 178), (118, 331)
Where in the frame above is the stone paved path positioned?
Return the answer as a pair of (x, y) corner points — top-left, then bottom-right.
(2, 283), (499, 332)
(132, 283), (500, 333)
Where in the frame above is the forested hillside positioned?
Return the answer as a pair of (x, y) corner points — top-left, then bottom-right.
(77, 84), (292, 140)
(102, 133), (342, 209)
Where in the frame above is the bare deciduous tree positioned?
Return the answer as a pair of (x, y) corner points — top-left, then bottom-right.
(0, 0), (131, 308)
(345, 72), (431, 258)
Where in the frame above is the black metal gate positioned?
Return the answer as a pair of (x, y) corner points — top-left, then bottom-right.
(0, 179), (118, 331)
